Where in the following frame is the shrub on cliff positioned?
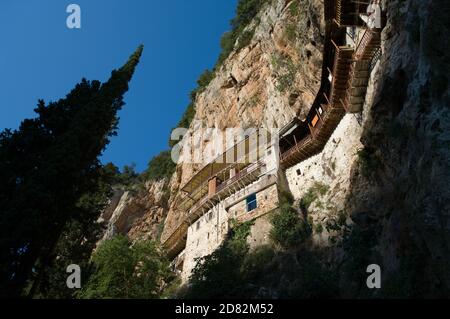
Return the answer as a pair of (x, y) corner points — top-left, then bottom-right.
(142, 150), (176, 181)
(80, 236), (171, 299)
(270, 191), (311, 249)
(217, 0), (268, 66)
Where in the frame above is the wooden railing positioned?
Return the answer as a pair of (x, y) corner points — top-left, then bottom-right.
(177, 146), (267, 212)
(186, 160), (265, 219)
(217, 160), (264, 193)
(355, 29), (376, 60)
(280, 135), (313, 163)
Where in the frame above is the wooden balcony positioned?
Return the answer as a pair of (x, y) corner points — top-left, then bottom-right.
(280, 134), (318, 169)
(186, 160), (265, 223)
(162, 160), (265, 258)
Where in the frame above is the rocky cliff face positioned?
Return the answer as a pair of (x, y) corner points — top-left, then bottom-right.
(161, 0), (325, 244)
(100, 0), (450, 297)
(339, 0), (450, 297)
(284, 0), (450, 297)
(100, 179), (168, 243)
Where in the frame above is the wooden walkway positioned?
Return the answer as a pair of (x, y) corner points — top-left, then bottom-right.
(280, 6), (382, 169)
(344, 30), (381, 113)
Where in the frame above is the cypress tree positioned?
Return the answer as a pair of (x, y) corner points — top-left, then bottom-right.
(0, 45), (144, 297)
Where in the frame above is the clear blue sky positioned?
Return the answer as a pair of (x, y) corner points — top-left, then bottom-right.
(0, 0), (237, 172)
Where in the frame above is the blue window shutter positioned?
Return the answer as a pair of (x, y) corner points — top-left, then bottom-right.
(246, 194), (257, 212)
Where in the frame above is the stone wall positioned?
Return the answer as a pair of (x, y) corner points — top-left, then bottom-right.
(181, 179), (280, 282)
(247, 211), (275, 250)
(228, 183), (279, 223)
(284, 54), (381, 247)
(181, 203), (229, 282)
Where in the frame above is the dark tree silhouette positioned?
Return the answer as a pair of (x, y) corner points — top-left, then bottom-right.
(0, 45), (143, 298)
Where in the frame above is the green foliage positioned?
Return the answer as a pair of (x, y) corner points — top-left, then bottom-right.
(31, 163), (120, 298)
(0, 46), (143, 297)
(142, 151), (176, 181)
(182, 189), (341, 299)
(179, 103), (196, 128)
(270, 202), (311, 249)
(196, 69), (215, 90)
(216, 0), (268, 66)
(289, 0), (300, 16)
(184, 238), (339, 299)
(301, 189), (318, 208)
(270, 190), (311, 249)
(186, 245), (246, 298)
(237, 28), (256, 51)
(169, 0), (268, 147)
(228, 219), (254, 254)
(284, 0), (302, 43)
(232, 0), (266, 29)
(300, 182), (329, 208)
(314, 223), (324, 234)
(315, 183), (330, 196)
(285, 23), (298, 42)
(80, 236), (172, 299)
(160, 277), (182, 299)
(271, 53), (298, 93)
(240, 245), (275, 281)
(118, 163), (140, 186)
(246, 95), (260, 108)
(218, 31), (237, 66)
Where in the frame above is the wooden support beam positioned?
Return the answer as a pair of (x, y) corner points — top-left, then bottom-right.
(323, 92), (331, 105)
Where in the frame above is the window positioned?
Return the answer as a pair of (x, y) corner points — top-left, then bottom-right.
(296, 169), (302, 176)
(246, 194), (257, 212)
(196, 221), (200, 230)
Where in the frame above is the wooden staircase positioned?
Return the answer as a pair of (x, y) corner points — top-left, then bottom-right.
(354, 29), (381, 61)
(344, 29), (381, 113)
